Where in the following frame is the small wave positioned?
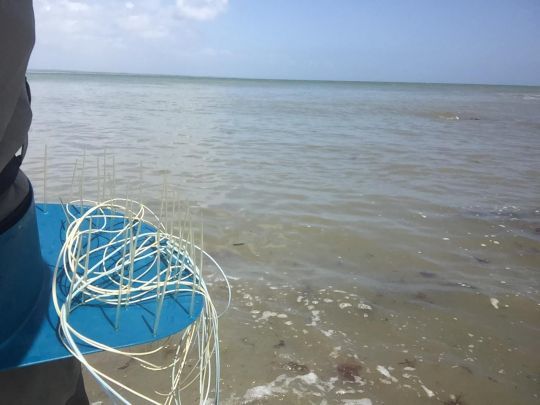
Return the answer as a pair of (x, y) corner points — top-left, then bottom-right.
(429, 111), (482, 121)
(435, 112), (460, 120)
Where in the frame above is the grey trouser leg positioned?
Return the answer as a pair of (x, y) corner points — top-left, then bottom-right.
(0, 358), (89, 405)
(0, 2), (89, 404)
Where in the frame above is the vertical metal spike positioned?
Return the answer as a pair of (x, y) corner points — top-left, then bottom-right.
(138, 162), (143, 205)
(160, 174), (167, 223)
(189, 208), (197, 316)
(128, 198), (136, 299)
(154, 231), (174, 335)
(171, 193), (178, 233)
(70, 159), (78, 205)
(174, 206), (185, 296)
(116, 210), (129, 329)
(43, 145), (48, 210)
(199, 208), (204, 284)
(112, 153), (116, 197)
(80, 149), (86, 212)
(102, 149), (107, 201)
(67, 234), (84, 314)
(82, 218), (93, 304)
(96, 157), (100, 201)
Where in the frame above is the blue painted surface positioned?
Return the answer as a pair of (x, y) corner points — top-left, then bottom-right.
(0, 202), (203, 371)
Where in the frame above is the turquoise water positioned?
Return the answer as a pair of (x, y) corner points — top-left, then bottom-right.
(25, 72), (540, 404)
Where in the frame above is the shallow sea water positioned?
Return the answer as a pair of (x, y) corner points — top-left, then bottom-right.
(24, 72), (540, 404)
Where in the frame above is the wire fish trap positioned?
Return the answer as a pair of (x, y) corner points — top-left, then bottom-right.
(46, 198), (228, 404)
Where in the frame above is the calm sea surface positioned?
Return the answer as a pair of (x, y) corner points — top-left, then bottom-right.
(25, 72), (540, 404)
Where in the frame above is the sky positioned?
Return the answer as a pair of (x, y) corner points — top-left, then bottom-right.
(29, 0), (540, 85)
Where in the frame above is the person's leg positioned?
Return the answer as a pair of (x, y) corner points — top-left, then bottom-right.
(0, 357), (89, 405)
(66, 371), (91, 405)
(0, 4), (91, 404)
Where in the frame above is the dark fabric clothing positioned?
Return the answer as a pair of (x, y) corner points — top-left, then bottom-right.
(0, 170), (31, 234)
(0, 358), (89, 405)
(0, 2), (91, 404)
(0, 0), (34, 223)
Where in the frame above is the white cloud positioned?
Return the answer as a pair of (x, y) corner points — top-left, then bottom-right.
(34, 0), (229, 43)
(176, 0), (229, 21)
(117, 14), (169, 39)
(30, 0), (231, 74)
(200, 47), (232, 57)
(65, 1), (89, 12)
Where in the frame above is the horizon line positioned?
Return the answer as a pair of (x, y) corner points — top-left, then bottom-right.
(27, 68), (540, 88)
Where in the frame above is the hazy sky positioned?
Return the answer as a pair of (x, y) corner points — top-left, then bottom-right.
(29, 0), (540, 85)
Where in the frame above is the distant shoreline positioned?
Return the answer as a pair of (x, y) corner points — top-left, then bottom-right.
(27, 69), (540, 89)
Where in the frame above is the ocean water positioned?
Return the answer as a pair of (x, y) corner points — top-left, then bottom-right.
(24, 72), (540, 404)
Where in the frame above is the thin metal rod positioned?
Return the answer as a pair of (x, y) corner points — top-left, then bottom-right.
(115, 211), (128, 330)
(154, 234), (173, 335)
(96, 157), (100, 201)
(43, 145), (48, 209)
(80, 149), (86, 211)
(82, 218), (93, 304)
